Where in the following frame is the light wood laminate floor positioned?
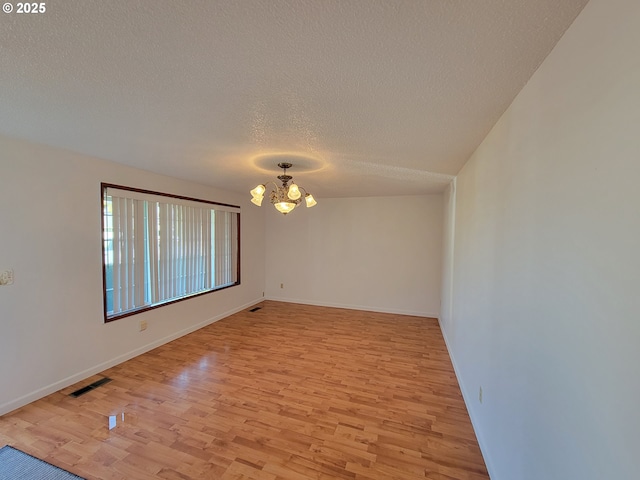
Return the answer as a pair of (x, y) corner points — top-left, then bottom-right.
(0, 301), (489, 479)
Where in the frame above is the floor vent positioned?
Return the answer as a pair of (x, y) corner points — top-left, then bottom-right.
(249, 307), (262, 312)
(70, 377), (112, 398)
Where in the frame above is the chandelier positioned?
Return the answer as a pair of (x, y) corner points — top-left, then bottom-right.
(250, 162), (317, 214)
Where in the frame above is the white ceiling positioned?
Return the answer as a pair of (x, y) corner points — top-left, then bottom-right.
(0, 0), (589, 198)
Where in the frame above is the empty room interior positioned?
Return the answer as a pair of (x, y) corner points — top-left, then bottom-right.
(0, 0), (638, 479)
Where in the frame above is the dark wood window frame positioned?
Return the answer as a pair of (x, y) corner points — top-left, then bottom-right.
(101, 183), (241, 323)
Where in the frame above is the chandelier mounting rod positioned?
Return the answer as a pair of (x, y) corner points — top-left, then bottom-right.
(277, 162), (293, 185)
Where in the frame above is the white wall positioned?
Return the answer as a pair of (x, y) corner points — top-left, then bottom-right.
(265, 195), (443, 317)
(440, 180), (456, 327)
(440, 0), (640, 478)
(0, 136), (265, 415)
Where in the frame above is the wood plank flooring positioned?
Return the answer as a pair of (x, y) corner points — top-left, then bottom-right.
(0, 301), (489, 479)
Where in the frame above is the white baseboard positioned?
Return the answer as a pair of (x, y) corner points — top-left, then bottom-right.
(0, 298), (263, 417)
(438, 317), (496, 480)
(265, 295), (438, 319)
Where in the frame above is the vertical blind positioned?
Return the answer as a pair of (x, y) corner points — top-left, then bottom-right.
(103, 186), (240, 320)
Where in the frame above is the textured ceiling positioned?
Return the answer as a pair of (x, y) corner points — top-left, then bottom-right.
(0, 0), (589, 198)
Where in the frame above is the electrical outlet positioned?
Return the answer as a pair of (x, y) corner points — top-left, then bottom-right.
(280, 283), (284, 289)
(139, 320), (147, 331)
(479, 386), (483, 404)
(0, 269), (14, 286)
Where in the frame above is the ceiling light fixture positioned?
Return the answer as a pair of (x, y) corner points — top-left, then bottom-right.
(250, 162), (317, 215)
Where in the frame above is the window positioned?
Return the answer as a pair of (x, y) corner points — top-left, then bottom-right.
(102, 184), (240, 322)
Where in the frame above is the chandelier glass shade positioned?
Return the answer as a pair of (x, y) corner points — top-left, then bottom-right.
(250, 162), (317, 214)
